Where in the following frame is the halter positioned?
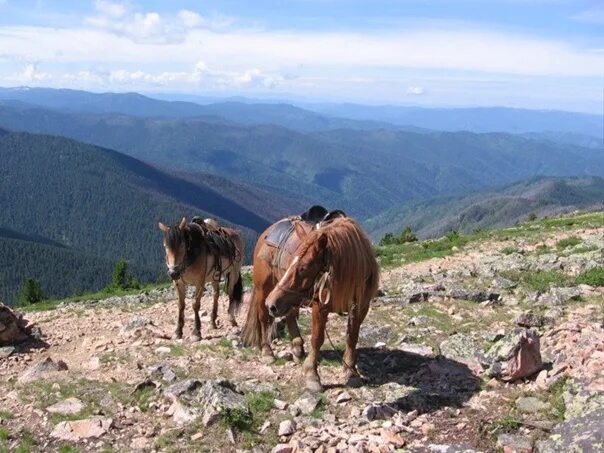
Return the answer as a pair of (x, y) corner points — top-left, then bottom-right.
(276, 257), (333, 307)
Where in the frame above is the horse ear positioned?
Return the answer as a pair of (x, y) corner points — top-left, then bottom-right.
(294, 222), (308, 240)
(158, 222), (169, 233)
(179, 217), (187, 230)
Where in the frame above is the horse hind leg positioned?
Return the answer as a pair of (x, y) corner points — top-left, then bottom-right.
(303, 303), (328, 392)
(173, 280), (186, 340)
(191, 285), (203, 342)
(286, 307), (305, 363)
(227, 271), (242, 327)
(343, 299), (368, 386)
(211, 280), (220, 329)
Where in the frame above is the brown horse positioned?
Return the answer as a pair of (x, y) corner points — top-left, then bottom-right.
(158, 217), (244, 341)
(240, 215), (318, 362)
(264, 216), (379, 391)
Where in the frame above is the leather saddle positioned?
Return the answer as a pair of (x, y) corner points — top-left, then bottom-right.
(262, 205), (345, 274)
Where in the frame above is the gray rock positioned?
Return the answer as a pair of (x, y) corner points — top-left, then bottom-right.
(363, 403), (397, 421)
(148, 364), (177, 383)
(50, 417), (112, 441)
(516, 396), (551, 414)
(535, 408), (604, 453)
(278, 419), (296, 436)
(496, 434), (533, 451)
(492, 276), (517, 289)
(293, 391), (321, 415)
(439, 333), (486, 370)
(396, 342), (434, 357)
(358, 324), (392, 346)
(195, 380), (250, 426)
(0, 346), (15, 359)
(18, 357), (68, 383)
(165, 379), (203, 398)
(46, 398), (85, 416)
(123, 315), (153, 330)
(537, 287), (582, 306)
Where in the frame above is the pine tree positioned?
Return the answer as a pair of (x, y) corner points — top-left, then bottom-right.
(111, 260), (129, 290)
(17, 278), (45, 306)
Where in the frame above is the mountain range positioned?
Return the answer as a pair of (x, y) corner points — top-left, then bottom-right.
(366, 176), (604, 240)
(0, 86), (602, 304)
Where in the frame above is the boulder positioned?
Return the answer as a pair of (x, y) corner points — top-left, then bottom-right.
(278, 419), (296, 436)
(485, 328), (542, 381)
(0, 303), (32, 346)
(293, 391), (321, 415)
(18, 357), (68, 383)
(535, 408), (604, 453)
(515, 396), (551, 414)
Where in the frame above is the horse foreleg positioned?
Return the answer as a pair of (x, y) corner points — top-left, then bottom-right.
(286, 307), (305, 363)
(303, 304), (328, 392)
(173, 280), (186, 340)
(211, 281), (220, 329)
(191, 285), (203, 342)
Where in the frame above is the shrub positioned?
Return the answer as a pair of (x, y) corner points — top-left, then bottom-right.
(528, 212), (537, 222)
(556, 236), (582, 250)
(575, 267), (604, 287)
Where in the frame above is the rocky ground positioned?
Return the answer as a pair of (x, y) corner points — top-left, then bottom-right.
(0, 212), (602, 453)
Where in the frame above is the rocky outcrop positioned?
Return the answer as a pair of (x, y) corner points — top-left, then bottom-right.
(0, 303), (33, 346)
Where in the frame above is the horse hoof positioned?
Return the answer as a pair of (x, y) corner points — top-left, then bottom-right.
(172, 332), (183, 340)
(292, 346), (305, 363)
(305, 379), (323, 393)
(191, 332), (201, 342)
(345, 374), (364, 388)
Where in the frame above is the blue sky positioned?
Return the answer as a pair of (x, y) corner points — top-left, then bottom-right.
(0, 0), (602, 112)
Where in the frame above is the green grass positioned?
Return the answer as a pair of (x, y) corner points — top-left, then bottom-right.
(0, 411), (13, 420)
(556, 236), (582, 250)
(490, 414), (522, 434)
(376, 229), (476, 268)
(575, 267), (604, 287)
(246, 391), (275, 415)
(548, 377), (568, 422)
(500, 246), (519, 255)
(13, 430), (37, 453)
(220, 408), (253, 431)
(20, 282), (171, 312)
(58, 445), (80, 453)
(501, 269), (570, 292)
(0, 428), (9, 441)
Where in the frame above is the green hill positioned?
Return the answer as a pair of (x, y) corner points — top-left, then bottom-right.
(0, 129), (288, 305)
(0, 104), (602, 219)
(366, 176), (604, 240)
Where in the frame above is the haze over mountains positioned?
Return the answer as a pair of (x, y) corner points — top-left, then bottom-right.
(0, 86), (602, 304)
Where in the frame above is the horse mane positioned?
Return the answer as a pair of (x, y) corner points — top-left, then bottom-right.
(301, 217), (380, 314)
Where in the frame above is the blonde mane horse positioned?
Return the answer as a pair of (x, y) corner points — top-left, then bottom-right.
(264, 216), (379, 391)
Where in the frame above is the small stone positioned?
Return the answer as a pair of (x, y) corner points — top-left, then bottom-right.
(272, 444), (293, 453)
(497, 433), (533, 452)
(278, 420), (296, 436)
(382, 429), (405, 447)
(516, 396), (551, 414)
(421, 423), (435, 436)
(155, 346), (171, 354)
(273, 399), (288, 410)
(18, 357), (68, 383)
(259, 420), (271, 434)
(190, 432), (203, 441)
(336, 391), (352, 404)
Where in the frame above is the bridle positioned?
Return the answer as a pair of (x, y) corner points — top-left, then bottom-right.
(276, 254), (333, 307)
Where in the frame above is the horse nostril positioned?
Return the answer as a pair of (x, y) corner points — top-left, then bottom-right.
(268, 305), (277, 315)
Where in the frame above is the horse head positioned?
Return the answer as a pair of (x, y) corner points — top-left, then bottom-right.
(158, 217), (189, 281)
(265, 228), (330, 318)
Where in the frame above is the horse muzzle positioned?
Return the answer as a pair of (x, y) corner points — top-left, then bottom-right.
(167, 268), (181, 281)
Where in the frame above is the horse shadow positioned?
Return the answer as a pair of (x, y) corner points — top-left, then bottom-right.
(321, 347), (481, 414)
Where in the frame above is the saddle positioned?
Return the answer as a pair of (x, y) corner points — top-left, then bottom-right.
(191, 217), (239, 279)
(262, 205), (345, 275)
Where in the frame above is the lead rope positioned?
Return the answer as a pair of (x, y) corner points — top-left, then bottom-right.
(313, 269), (361, 379)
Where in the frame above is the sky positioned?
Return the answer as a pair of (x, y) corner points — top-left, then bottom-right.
(0, 0), (602, 112)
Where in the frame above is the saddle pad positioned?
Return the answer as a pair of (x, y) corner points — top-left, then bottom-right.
(265, 219), (294, 248)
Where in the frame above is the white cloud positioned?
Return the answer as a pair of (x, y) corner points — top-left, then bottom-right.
(406, 86), (425, 95)
(84, 2), (233, 44)
(573, 4), (604, 24)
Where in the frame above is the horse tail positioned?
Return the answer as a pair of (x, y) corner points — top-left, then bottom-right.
(241, 286), (262, 348)
(228, 272), (244, 317)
